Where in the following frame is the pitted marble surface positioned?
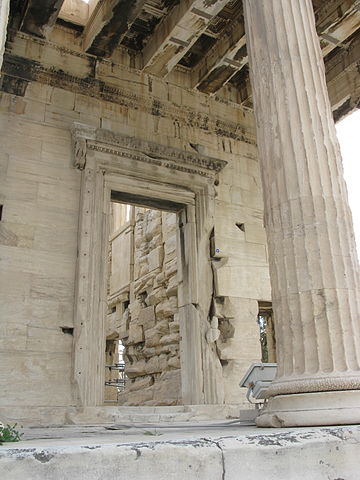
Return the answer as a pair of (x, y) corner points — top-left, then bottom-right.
(1, 422), (360, 480)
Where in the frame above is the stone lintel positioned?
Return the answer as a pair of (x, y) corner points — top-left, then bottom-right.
(71, 122), (228, 175)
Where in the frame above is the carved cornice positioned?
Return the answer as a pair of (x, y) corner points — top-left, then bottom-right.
(8, 30), (91, 60)
(71, 123), (227, 176)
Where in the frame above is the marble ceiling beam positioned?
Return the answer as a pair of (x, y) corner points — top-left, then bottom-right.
(191, 14), (246, 94)
(20, 0), (65, 38)
(142, 0), (233, 77)
(83, 0), (147, 58)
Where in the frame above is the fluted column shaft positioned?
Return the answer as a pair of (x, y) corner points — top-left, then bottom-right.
(244, 0), (360, 422)
(0, 0), (10, 71)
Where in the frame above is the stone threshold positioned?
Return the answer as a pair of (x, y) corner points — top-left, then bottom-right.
(1, 423), (360, 479)
(0, 404), (254, 427)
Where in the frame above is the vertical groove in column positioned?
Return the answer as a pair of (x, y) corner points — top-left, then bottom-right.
(284, 0), (339, 373)
(297, 0), (360, 370)
(267, 0), (319, 376)
(302, 0), (359, 286)
(275, 0), (322, 376)
(244, 0), (360, 395)
(262, 0), (297, 378)
(267, 1), (297, 377)
(269, 0), (307, 374)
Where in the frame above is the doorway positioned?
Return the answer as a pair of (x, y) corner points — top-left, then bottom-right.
(105, 201), (181, 405)
(71, 123), (226, 407)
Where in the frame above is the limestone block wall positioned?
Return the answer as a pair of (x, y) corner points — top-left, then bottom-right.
(105, 205), (180, 405)
(114, 209), (181, 406)
(211, 150), (271, 402)
(107, 202), (267, 406)
(0, 84), (80, 408)
(0, 24), (269, 416)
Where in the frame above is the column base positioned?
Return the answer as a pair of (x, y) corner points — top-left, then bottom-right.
(256, 390), (360, 427)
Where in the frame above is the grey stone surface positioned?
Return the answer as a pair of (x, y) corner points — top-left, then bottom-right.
(1, 424), (360, 480)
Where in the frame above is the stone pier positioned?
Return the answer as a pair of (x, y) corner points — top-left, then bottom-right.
(244, 0), (360, 427)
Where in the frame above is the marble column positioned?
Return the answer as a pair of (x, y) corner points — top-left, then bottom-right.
(244, 0), (360, 427)
(0, 0), (10, 71)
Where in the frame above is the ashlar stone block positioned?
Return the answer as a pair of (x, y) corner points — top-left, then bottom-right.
(145, 287), (167, 307)
(126, 359), (147, 378)
(127, 376), (154, 392)
(165, 274), (178, 297)
(138, 305), (156, 329)
(153, 370), (181, 404)
(127, 324), (144, 345)
(147, 245), (164, 272)
(144, 328), (162, 348)
(159, 333), (180, 345)
(156, 296), (178, 320)
(213, 264), (271, 300)
(168, 356), (180, 369)
(145, 356), (161, 374)
(214, 297), (259, 320)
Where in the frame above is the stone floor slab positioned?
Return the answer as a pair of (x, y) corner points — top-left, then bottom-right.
(1, 422), (360, 479)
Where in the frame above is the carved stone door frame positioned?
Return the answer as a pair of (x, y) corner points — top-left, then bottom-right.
(71, 123), (226, 406)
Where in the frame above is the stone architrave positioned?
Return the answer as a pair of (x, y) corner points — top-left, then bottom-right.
(244, 0), (360, 427)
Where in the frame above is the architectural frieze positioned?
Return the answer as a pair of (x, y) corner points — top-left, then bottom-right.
(8, 29), (91, 60)
(2, 46), (255, 145)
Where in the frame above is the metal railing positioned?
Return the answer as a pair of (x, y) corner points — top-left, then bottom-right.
(105, 362), (127, 391)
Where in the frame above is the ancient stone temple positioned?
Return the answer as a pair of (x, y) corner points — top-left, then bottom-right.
(0, 0), (359, 436)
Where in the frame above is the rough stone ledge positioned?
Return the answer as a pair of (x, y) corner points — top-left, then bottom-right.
(0, 404), (244, 426)
(1, 424), (360, 479)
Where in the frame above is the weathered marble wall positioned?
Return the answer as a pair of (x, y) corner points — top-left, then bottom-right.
(0, 23), (269, 418)
(107, 203), (268, 405)
(109, 208), (181, 406)
(0, 83), (80, 407)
